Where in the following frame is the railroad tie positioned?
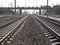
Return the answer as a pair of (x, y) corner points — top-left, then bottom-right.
(50, 39), (57, 42)
(52, 42), (60, 45)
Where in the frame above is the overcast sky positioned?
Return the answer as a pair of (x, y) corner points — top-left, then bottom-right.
(0, 0), (60, 7)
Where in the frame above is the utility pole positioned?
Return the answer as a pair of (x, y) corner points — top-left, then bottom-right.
(36, 5), (37, 15)
(15, 0), (16, 14)
(25, 0), (26, 15)
(47, 0), (48, 12)
(47, 0), (49, 17)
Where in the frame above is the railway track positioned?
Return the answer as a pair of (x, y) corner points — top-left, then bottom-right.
(34, 15), (60, 45)
(38, 16), (60, 26)
(0, 15), (25, 27)
(0, 15), (60, 45)
(0, 16), (28, 45)
(2, 15), (51, 45)
(45, 18), (60, 26)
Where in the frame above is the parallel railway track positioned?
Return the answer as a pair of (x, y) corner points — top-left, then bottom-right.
(0, 15), (25, 27)
(0, 16), (28, 45)
(46, 18), (60, 26)
(39, 16), (60, 26)
(34, 15), (60, 45)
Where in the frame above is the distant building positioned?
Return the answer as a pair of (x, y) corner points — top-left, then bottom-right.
(53, 5), (60, 15)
